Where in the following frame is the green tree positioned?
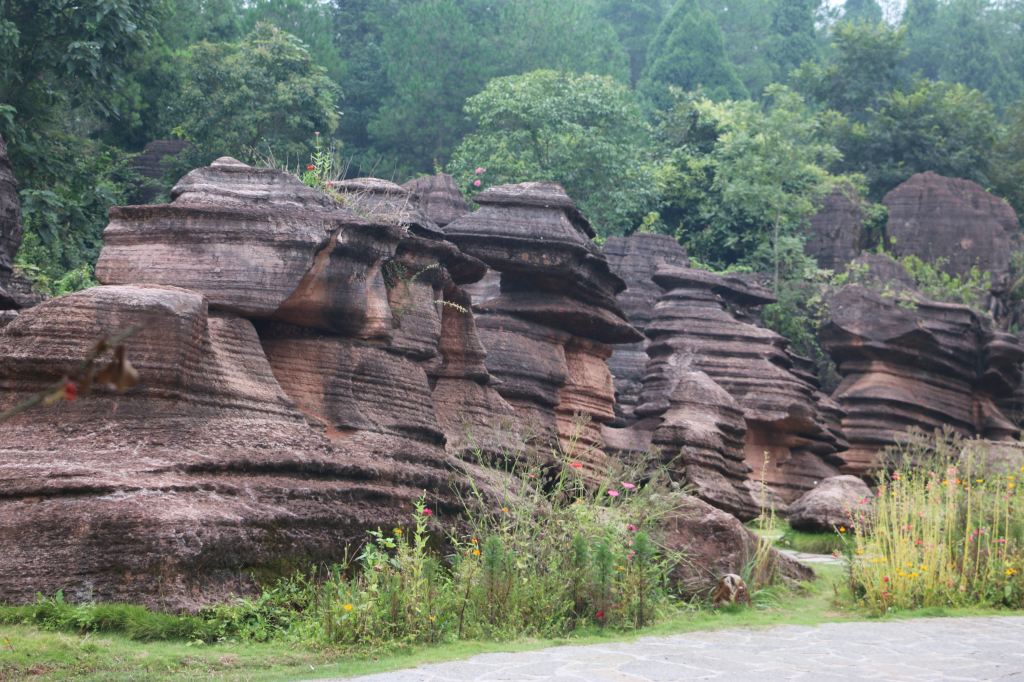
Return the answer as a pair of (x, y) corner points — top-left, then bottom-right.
(842, 0), (883, 23)
(765, 0), (820, 82)
(714, 0), (778, 98)
(654, 86), (841, 286)
(169, 24), (340, 163)
(448, 70), (656, 237)
(639, 0), (748, 109)
(245, 0), (345, 82)
(993, 101), (1024, 218)
(597, 0), (667, 85)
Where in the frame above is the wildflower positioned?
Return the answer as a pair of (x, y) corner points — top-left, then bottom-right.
(472, 548), (481, 557)
(595, 610), (605, 620)
(838, 526), (847, 534)
(569, 461), (583, 469)
(475, 167), (485, 174)
(314, 131), (320, 136)
(429, 615), (436, 622)
(473, 179), (482, 187)
(343, 603), (354, 612)
(627, 523), (638, 532)
(883, 576), (890, 583)
(422, 507), (433, 517)
(63, 380), (78, 402)
(607, 489), (620, 498)
(471, 537), (478, 544)
(615, 565), (625, 572)
(306, 164), (315, 171)
(621, 482), (636, 490)
(393, 528), (403, 536)
(501, 506), (509, 514)
(1006, 567), (1018, 577)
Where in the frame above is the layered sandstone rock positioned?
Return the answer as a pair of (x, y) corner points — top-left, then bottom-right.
(0, 286), (454, 609)
(610, 262), (843, 507)
(884, 172), (1020, 291)
(445, 182), (642, 478)
(821, 264), (1024, 475)
(806, 186), (863, 271)
(0, 160), (515, 608)
(402, 173), (469, 228)
(603, 234), (688, 423)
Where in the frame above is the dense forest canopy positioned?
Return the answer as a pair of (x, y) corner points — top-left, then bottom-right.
(1, 0), (1023, 297)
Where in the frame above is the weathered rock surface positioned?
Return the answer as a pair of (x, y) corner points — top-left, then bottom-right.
(0, 286), (456, 610)
(445, 183), (642, 479)
(661, 494), (814, 599)
(787, 475), (873, 532)
(806, 186), (863, 271)
(637, 266), (846, 504)
(402, 173), (469, 228)
(821, 263), (1024, 474)
(97, 158), (404, 336)
(884, 172), (1020, 291)
(0, 160), (518, 608)
(604, 234), (688, 423)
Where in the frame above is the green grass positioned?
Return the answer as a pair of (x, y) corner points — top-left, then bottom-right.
(3, 565), (1019, 681)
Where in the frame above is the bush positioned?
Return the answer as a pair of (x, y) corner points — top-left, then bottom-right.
(849, 432), (1024, 614)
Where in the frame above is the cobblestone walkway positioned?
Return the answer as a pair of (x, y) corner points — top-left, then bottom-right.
(331, 616), (1024, 681)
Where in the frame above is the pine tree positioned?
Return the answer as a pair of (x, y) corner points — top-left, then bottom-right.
(842, 0), (883, 24)
(766, 0), (819, 81)
(639, 0), (748, 109)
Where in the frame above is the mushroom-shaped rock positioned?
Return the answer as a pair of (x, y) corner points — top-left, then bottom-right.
(331, 177), (446, 239)
(402, 173), (469, 228)
(884, 172), (1019, 291)
(787, 475), (873, 533)
(0, 285), (457, 610)
(96, 158), (404, 337)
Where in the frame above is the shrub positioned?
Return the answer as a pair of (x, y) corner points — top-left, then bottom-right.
(849, 432), (1024, 614)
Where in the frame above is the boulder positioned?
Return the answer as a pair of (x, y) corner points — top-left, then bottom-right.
(660, 494), (814, 599)
(884, 172), (1020, 291)
(805, 186), (864, 271)
(821, 271), (1024, 474)
(402, 173), (469, 228)
(787, 475), (873, 532)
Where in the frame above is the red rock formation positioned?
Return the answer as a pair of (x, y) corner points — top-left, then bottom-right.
(445, 182), (643, 477)
(0, 160), (515, 608)
(0, 286), (453, 610)
(884, 172), (1020, 291)
(402, 173), (469, 228)
(806, 185), (864, 271)
(604, 234), (688, 423)
(639, 266), (846, 504)
(822, 270), (1024, 475)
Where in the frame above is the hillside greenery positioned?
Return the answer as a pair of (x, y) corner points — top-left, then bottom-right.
(2, 0), (1023, 299)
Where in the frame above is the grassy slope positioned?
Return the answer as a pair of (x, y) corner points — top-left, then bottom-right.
(2, 565), (1016, 681)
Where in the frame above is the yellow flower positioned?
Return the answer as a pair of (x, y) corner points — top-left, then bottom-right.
(1006, 567), (1018, 577)
(343, 603), (354, 612)
(501, 507), (509, 514)
(1009, 482), (1016, 490)
(910, 572), (919, 578)
(472, 548), (481, 557)
(429, 615), (436, 622)
(393, 528), (403, 536)
(838, 526), (847, 534)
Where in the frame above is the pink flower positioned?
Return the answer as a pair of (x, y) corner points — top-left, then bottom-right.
(569, 461), (583, 470)
(607, 489), (620, 498)
(422, 507), (433, 517)
(473, 179), (482, 187)
(475, 167), (485, 174)
(627, 524), (638, 532)
(621, 482), (636, 490)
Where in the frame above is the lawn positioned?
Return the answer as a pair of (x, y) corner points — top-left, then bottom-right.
(1, 564), (1015, 681)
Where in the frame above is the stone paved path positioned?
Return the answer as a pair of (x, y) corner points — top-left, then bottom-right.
(330, 616), (1024, 681)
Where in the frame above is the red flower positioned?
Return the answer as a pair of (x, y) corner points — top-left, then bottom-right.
(569, 461), (583, 469)
(595, 610), (605, 620)
(422, 507), (433, 517)
(306, 164), (316, 171)
(883, 576), (890, 583)
(63, 380), (78, 401)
